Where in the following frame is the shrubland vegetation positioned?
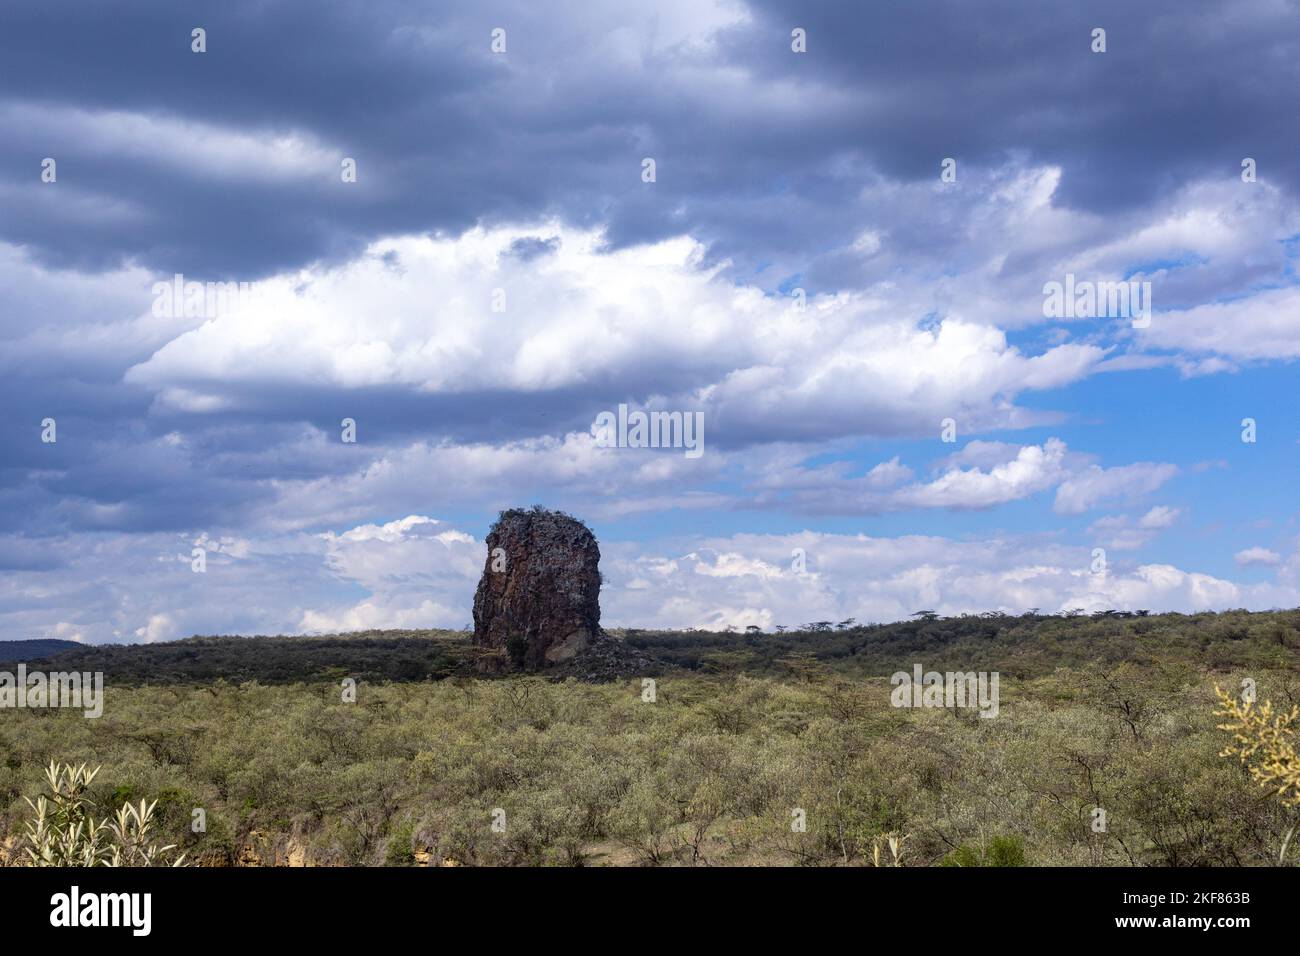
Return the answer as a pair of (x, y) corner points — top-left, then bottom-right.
(1, 609), (1298, 866)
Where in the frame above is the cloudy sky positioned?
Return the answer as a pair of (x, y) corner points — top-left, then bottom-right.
(3, 0), (1300, 643)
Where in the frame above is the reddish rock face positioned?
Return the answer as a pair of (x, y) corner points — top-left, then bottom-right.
(472, 507), (602, 671)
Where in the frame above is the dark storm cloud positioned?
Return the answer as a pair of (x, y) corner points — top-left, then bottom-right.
(730, 0), (1300, 210)
(2, 0), (1295, 280)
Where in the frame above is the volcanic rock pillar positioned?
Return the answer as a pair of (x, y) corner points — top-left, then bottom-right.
(472, 507), (602, 671)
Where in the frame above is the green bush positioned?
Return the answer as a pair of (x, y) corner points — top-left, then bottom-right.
(941, 835), (1026, 867)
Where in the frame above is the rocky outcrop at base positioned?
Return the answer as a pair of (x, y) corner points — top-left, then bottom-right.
(543, 631), (660, 683)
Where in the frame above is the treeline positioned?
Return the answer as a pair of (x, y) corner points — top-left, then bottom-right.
(618, 608), (1300, 683)
(16, 609), (1300, 688)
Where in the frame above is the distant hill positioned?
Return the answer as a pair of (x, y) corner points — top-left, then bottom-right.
(0, 638), (82, 663)
(21, 630), (470, 685)
(12, 609), (1300, 685)
(617, 607), (1300, 679)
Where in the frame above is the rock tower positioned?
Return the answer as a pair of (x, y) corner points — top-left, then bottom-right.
(472, 507), (602, 671)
